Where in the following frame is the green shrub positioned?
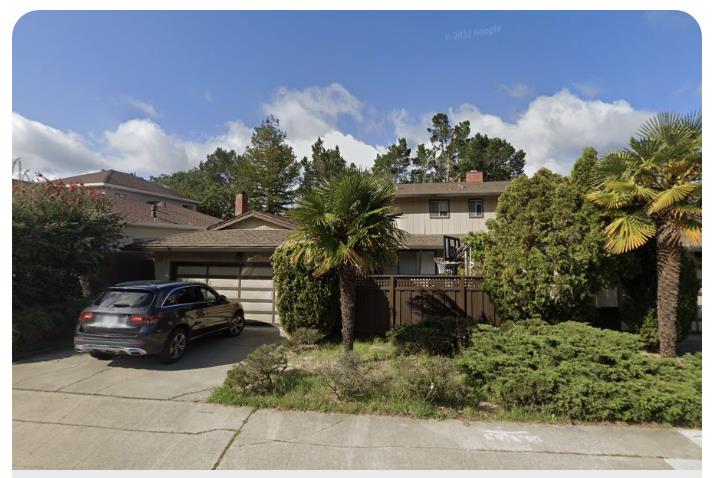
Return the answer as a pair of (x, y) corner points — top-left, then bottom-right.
(284, 327), (325, 350)
(387, 316), (471, 356)
(392, 355), (465, 404)
(12, 300), (85, 357)
(271, 241), (340, 335)
(224, 344), (288, 395)
(320, 352), (382, 400)
(457, 320), (701, 426)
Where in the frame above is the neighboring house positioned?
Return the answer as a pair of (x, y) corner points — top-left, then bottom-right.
(142, 170), (508, 324)
(60, 169), (221, 245)
(60, 169), (222, 287)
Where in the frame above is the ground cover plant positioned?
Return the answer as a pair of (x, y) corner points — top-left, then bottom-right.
(212, 319), (701, 427)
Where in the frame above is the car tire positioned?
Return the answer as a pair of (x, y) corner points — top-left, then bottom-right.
(89, 351), (114, 360)
(225, 312), (245, 337)
(159, 327), (188, 364)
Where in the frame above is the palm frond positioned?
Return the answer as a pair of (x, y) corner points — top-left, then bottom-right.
(602, 214), (656, 254)
(647, 183), (700, 214)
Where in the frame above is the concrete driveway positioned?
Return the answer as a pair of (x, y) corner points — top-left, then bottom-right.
(13, 324), (282, 402)
(13, 325), (702, 470)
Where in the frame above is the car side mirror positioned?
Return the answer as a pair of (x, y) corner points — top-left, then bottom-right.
(218, 294), (227, 303)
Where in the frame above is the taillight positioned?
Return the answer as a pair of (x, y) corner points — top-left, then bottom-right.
(79, 311), (94, 322)
(129, 315), (161, 326)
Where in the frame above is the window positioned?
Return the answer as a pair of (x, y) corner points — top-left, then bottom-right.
(429, 200), (449, 218)
(199, 287), (218, 303)
(163, 287), (202, 306)
(469, 199), (484, 218)
(94, 289), (154, 308)
(114, 192), (127, 199)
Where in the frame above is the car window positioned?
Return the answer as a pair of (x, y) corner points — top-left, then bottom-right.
(94, 289), (154, 308)
(164, 287), (201, 306)
(200, 287), (218, 302)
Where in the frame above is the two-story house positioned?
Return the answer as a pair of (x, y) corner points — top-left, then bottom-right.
(141, 170), (505, 325)
(60, 169), (222, 287)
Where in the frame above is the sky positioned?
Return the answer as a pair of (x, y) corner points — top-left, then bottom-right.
(12, 10), (702, 179)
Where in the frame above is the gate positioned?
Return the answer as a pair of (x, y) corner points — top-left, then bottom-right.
(355, 275), (498, 337)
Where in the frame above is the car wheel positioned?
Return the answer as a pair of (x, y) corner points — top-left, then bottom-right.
(225, 312), (245, 337)
(160, 328), (188, 364)
(89, 351), (114, 360)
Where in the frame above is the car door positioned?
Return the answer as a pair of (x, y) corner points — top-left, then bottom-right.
(198, 286), (234, 331)
(163, 286), (210, 337)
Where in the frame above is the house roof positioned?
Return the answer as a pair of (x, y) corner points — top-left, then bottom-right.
(60, 170), (199, 203)
(395, 181), (510, 197)
(208, 210), (296, 230)
(109, 196), (221, 228)
(142, 228), (293, 250)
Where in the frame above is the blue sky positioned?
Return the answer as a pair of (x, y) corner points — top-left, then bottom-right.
(12, 10), (701, 178)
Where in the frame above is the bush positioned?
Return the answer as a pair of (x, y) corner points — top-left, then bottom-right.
(456, 320), (701, 426)
(392, 355), (465, 404)
(271, 241), (340, 335)
(477, 170), (608, 323)
(224, 344), (288, 395)
(13, 299), (85, 357)
(320, 352), (382, 400)
(388, 316), (471, 356)
(284, 327), (325, 350)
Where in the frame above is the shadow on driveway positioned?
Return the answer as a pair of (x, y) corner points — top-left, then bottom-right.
(104, 323), (283, 371)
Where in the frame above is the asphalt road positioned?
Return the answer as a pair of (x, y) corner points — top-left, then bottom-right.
(12, 325), (702, 470)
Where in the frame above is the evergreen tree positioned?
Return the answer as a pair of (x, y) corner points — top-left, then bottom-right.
(372, 137), (411, 182)
(298, 138), (346, 196)
(237, 116), (301, 214)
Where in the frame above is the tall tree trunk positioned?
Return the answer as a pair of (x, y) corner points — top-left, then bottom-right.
(656, 231), (681, 357)
(338, 268), (357, 352)
(78, 275), (92, 299)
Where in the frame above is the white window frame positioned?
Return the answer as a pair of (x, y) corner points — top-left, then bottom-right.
(429, 199), (450, 218)
(469, 199), (484, 218)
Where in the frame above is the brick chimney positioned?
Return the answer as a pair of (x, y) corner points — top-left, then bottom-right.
(465, 170), (484, 183)
(235, 192), (249, 216)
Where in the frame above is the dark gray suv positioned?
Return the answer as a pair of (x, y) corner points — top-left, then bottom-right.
(74, 280), (245, 363)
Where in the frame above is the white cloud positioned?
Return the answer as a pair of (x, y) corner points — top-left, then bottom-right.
(263, 83), (385, 168)
(12, 112), (109, 178)
(393, 89), (653, 175)
(572, 82), (601, 98)
(499, 82), (533, 99)
(122, 95), (159, 118)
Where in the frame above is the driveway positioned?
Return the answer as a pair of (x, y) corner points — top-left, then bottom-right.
(13, 325), (702, 470)
(13, 324), (283, 401)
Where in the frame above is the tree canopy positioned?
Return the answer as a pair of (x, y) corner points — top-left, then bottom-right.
(470, 169), (607, 323)
(298, 138), (346, 197)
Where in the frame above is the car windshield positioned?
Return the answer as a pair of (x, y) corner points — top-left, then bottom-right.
(93, 289), (155, 308)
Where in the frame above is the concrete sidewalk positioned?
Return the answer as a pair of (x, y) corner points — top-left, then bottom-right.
(12, 389), (701, 470)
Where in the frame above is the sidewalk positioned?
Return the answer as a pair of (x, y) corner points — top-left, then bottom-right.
(12, 389), (701, 470)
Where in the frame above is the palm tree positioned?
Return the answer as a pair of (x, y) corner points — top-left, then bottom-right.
(587, 112), (701, 357)
(289, 170), (405, 351)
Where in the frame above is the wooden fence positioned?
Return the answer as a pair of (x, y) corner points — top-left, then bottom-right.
(355, 275), (498, 337)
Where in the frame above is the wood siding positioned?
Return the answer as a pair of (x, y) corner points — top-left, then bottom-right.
(394, 196), (498, 235)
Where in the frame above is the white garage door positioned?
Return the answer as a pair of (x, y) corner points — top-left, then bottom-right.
(174, 263), (278, 324)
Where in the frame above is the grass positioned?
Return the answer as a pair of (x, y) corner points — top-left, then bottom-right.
(209, 337), (571, 423)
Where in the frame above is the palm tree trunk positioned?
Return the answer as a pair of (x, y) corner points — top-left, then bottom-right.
(338, 268), (357, 352)
(656, 232), (681, 357)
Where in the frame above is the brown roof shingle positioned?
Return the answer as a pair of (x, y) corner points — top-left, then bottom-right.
(395, 181), (510, 197)
(60, 170), (197, 203)
(142, 229), (293, 250)
(109, 196), (221, 228)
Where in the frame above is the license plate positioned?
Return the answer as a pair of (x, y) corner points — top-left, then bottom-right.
(98, 314), (124, 327)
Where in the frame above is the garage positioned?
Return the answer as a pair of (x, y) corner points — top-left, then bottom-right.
(142, 208), (297, 327)
(173, 262), (278, 324)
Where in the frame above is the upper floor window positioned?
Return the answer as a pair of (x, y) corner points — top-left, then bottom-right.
(469, 199), (484, 218)
(429, 200), (449, 218)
